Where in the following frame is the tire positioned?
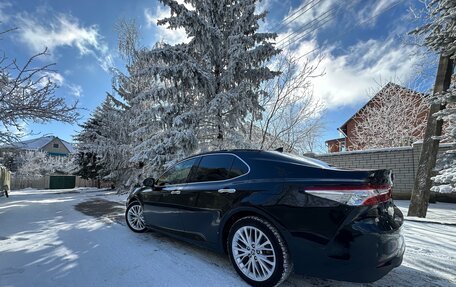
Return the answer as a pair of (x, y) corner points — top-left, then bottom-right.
(227, 216), (293, 287)
(125, 201), (146, 233)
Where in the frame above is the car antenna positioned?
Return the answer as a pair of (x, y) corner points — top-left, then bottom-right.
(275, 147), (284, 152)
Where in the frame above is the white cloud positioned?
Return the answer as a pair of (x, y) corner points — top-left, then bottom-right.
(42, 72), (83, 98)
(290, 37), (421, 109)
(144, 6), (189, 45)
(67, 84), (83, 97)
(10, 11), (113, 73)
(16, 14), (101, 55)
(43, 72), (64, 86)
(0, 1), (11, 23)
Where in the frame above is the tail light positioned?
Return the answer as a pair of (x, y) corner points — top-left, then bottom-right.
(305, 185), (392, 206)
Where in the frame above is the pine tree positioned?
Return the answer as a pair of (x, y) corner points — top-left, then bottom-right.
(126, 47), (199, 178)
(75, 95), (134, 189)
(74, 152), (101, 181)
(80, 1), (281, 187)
(412, 0), (456, 193)
(74, 115), (104, 182)
(150, 0), (281, 151)
(432, 82), (456, 193)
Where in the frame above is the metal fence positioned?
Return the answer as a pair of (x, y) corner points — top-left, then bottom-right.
(11, 175), (101, 190)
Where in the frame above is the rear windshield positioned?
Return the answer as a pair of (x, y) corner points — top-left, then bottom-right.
(270, 151), (331, 169)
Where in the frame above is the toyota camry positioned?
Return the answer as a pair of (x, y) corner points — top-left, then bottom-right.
(125, 150), (405, 286)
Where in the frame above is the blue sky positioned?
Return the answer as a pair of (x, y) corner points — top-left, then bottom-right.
(0, 0), (436, 152)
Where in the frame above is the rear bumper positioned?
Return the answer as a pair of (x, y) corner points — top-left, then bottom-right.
(287, 228), (405, 282)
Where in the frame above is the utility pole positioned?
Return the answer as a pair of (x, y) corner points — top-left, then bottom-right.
(408, 55), (454, 217)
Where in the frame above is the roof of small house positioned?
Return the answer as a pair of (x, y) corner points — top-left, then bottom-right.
(0, 136), (76, 153)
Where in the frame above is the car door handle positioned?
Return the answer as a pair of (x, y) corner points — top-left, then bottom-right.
(170, 190), (181, 195)
(218, 188), (236, 194)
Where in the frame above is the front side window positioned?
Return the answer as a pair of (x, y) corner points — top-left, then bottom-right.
(157, 158), (197, 186)
(192, 154), (248, 183)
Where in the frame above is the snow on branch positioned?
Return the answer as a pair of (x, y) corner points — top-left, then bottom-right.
(350, 83), (430, 150)
(0, 29), (79, 144)
(249, 53), (325, 154)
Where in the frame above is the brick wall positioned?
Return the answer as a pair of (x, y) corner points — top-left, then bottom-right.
(307, 142), (452, 198)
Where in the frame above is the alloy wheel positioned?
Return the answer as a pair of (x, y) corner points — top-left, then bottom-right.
(231, 226), (276, 281)
(127, 204), (145, 231)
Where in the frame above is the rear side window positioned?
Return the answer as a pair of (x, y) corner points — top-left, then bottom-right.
(192, 154), (248, 182)
(229, 157), (249, 178)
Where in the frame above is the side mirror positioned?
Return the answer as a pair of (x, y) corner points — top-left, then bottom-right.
(143, 177), (155, 187)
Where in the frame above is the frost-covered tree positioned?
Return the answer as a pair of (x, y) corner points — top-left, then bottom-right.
(112, 20), (198, 183)
(411, 0), (456, 60)
(350, 83), (430, 150)
(411, 0), (455, 193)
(75, 95), (133, 189)
(432, 82), (456, 193)
(148, 0), (281, 151)
(74, 115), (104, 182)
(16, 151), (76, 177)
(74, 151), (101, 181)
(0, 29), (78, 144)
(113, 0), (281, 181)
(249, 54), (324, 154)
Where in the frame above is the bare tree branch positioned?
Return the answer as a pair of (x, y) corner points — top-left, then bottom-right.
(350, 82), (430, 150)
(250, 53), (325, 154)
(0, 29), (79, 144)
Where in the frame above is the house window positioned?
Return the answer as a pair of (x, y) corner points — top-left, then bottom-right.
(339, 141), (346, 152)
(53, 143), (59, 148)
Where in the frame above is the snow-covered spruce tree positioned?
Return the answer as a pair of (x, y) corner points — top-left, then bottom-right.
(112, 20), (198, 183)
(74, 116), (104, 182)
(124, 47), (197, 179)
(411, 0), (456, 193)
(432, 82), (456, 193)
(75, 95), (133, 189)
(149, 0), (280, 151)
(350, 83), (429, 150)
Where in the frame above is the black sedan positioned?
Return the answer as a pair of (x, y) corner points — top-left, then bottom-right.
(125, 150), (405, 286)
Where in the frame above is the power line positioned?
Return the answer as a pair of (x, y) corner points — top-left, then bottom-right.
(293, 0), (404, 61)
(277, 1), (364, 49)
(277, 7), (336, 47)
(273, 0), (324, 33)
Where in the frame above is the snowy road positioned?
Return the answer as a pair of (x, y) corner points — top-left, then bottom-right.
(0, 189), (455, 287)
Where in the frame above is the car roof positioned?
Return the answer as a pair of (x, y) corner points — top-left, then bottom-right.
(184, 149), (330, 169)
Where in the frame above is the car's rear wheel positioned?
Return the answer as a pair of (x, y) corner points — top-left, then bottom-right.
(126, 201), (146, 233)
(227, 216), (292, 287)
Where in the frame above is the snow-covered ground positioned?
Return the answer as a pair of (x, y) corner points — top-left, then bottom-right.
(0, 189), (455, 287)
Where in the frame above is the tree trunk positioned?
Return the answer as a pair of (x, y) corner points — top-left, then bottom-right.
(408, 55), (454, 217)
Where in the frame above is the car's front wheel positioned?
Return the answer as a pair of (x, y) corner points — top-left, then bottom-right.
(125, 201), (146, 233)
(227, 216), (293, 287)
